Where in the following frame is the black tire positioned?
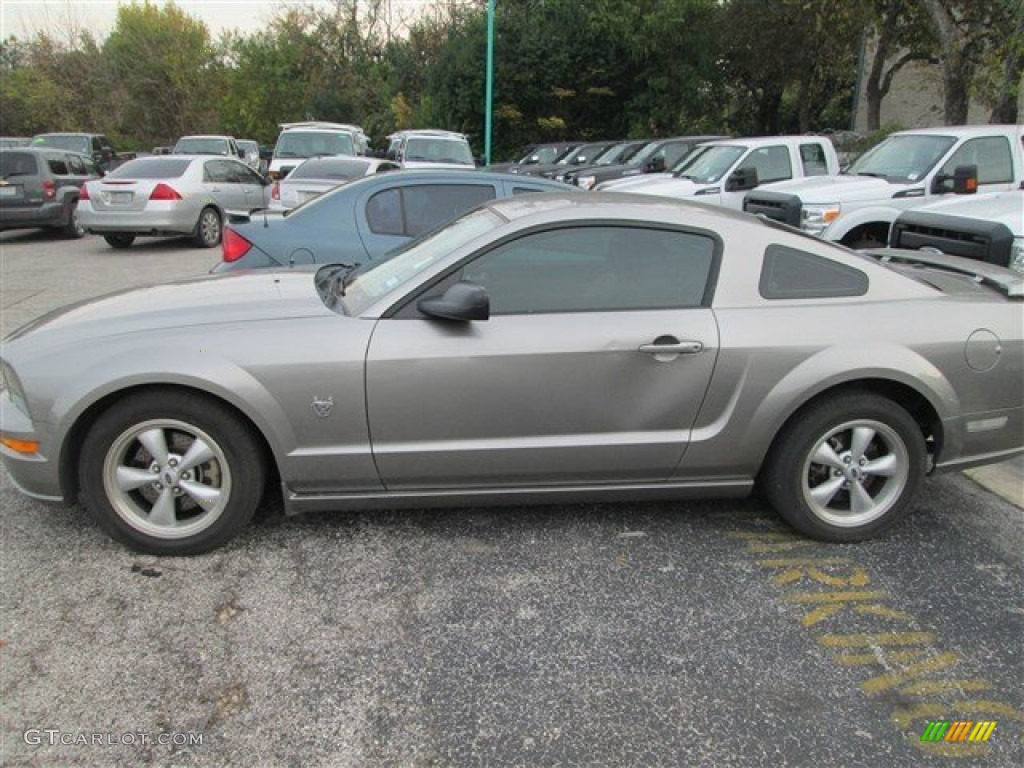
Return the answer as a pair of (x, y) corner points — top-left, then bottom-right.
(104, 233), (135, 249)
(79, 390), (266, 555)
(63, 200), (86, 238)
(193, 206), (222, 248)
(760, 392), (925, 542)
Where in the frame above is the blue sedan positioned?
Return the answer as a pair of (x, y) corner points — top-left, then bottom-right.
(214, 169), (576, 272)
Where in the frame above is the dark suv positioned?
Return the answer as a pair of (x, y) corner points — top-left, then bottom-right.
(31, 132), (124, 172)
(0, 148), (102, 237)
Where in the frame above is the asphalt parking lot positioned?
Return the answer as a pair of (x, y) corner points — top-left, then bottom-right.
(1, 229), (1022, 767)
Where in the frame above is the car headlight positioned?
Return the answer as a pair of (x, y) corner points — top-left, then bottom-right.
(1010, 238), (1024, 274)
(577, 175), (596, 190)
(801, 204), (841, 236)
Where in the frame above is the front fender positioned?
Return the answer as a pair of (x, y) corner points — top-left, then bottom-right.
(824, 205), (904, 242)
(50, 346), (297, 468)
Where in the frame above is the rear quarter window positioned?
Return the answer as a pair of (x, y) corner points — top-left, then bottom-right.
(760, 244), (868, 299)
(47, 156), (70, 175)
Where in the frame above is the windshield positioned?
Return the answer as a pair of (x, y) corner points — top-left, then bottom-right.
(33, 135), (89, 153)
(237, 140), (258, 153)
(275, 131), (355, 159)
(593, 143), (634, 165)
(174, 137), (229, 155)
(846, 134), (956, 182)
(110, 158), (191, 178)
(673, 145), (746, 183)
(403, 137), (474, 165)
(321, 207), (503, 315)
(521, 145), (563, 165)
(557, 144), (609, 166)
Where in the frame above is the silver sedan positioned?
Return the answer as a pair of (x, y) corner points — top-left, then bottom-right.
(2, 194), (1021, 555)
(269, 156), (401, 211)
(78, 155), (270, 249)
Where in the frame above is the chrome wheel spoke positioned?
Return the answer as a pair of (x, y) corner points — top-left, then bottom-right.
(810, 475), (846, 507)
(179, 479), (222, 507)
(849, 481), (876, 516)
(864, 453), (898, 477)
(137, 428), (169, 465)
(116, 466), (157, 492)
(148, 488), (178, 528)
(179, 438), (215, 473)
(849, 426), (876, 463)
(812, 441), (845, 471)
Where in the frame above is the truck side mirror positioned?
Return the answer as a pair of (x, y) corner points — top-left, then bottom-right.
(725, 167), (759, 192)
(645, 156), (666, 173)
(932, 164), (978, 195)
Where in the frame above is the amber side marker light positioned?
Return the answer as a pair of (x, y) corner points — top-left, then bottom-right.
(1, 436), (39, 454)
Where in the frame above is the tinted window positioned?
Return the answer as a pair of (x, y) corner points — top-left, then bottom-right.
(939, 136), (1013, 184)
(47, 157), (69, 175)
(175, 137), (229, 155)
(461, 226), (715, 314)
(204, 160), (233, 183)
(739, 146), (793, 183)
(760, 244), (868, 299)
(110, 158), (190, 178)
(0, 152), (39, 177)
(367, 184), (496, 237)
(67, 154), (88, 175)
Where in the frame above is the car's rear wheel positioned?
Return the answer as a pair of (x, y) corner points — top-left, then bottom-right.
(761, 392), (925, 541)
(63, 200), (86, 238)
(103, 233), (135, 249)
(79, 390), (265, 555)
(193, 206), (222, 248)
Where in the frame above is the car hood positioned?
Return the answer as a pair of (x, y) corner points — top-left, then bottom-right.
(618, 177), (709, 197)
(909, 190), (1024, 234)
(596, 173), (673, 191)
(5, 270), (329, 348)
(754, 174), (900, 202)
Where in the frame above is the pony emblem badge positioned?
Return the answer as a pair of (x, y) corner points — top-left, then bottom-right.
(311, 396), (334, 419)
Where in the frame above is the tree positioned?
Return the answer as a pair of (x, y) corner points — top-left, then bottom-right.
(862, 0), (936, 130)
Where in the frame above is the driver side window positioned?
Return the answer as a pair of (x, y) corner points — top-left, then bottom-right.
(939, 137), (1013, 184)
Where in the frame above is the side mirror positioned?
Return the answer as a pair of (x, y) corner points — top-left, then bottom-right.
(932, 164), (978, 195)
(418, 281), (490, 321)
(645, 156), (666, 173)
(725, 166), (759, 192)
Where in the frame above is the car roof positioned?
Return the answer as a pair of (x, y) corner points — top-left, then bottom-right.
(894, 124), (1024, 138)
(176, 135), (234, 141)
(485, 190), (763, 228)
(34, 132), (101, 137)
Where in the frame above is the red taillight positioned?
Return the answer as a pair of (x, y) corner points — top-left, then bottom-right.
(149, 183), (182, 201)
(78, 183), (90, 201)
(42, 180), (56, 200)
(270, 182), (280, 200)
(221, 227), (253, 263)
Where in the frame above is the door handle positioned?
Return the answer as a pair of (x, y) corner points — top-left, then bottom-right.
(639, 339), (703, 355)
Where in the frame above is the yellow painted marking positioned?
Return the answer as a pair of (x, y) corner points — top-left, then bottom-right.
(861, 651), (959, 694)
(836, 649), (929, 666)
(767, 562), (870, 588)
(756, 558), (854, 567)
(968, 721), (996, 741)
(978, 721), (997, 741)
(730, 533), (816, 553)
(819, 631), (936, 648)
(893, 700), (1024, 730)
(900, 679), (993, 697)
(788, 590), (888, 603)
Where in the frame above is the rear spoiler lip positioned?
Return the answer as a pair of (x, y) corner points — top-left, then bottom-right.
(863, 247), (1023, 298)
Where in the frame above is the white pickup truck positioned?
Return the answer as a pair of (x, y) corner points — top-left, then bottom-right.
(743, 124), (1024, 247)
(595, 135), (841, 210)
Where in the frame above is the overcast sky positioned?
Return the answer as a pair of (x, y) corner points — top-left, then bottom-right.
(2, 1), (316, 39)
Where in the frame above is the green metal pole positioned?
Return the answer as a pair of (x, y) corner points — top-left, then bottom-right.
(484, 0), (495, 165)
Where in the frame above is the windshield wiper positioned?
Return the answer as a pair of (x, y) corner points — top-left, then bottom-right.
(855, 171), (889, 178)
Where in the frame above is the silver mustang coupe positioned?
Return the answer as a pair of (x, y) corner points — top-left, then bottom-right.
(2, 193), (1021, 555)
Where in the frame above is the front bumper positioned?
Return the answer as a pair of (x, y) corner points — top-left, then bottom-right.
(0, 389), (65, 503)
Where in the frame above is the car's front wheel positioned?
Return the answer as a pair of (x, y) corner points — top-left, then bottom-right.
(761, 392), (926, 541)
(79, 390), (266, 555)
(103, 233), (135, 249)
(193, 206), (222, 248)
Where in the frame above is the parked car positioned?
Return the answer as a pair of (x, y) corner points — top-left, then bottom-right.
(268, 156), (400, 211)
(3, 193), (1021, 555)
(486, 142), (576, 174)
(172, 135), (243, 160)
(563, 135), (728, 189)
(236, 139), (262, 172)
(551, 140), (647, 183)
(268, 122), (364, 180)
(216, 170), (574, 271)
(31, 132), (127, 172)
(0, 147), (102, 237)
(516, 141), (617, 178)
(385, 129), (476, 169)
(602, 135), (841, 210)
(0, 137), (32, 149)
(889, 189), (1024, 273)
(78, 155), (270, 249)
